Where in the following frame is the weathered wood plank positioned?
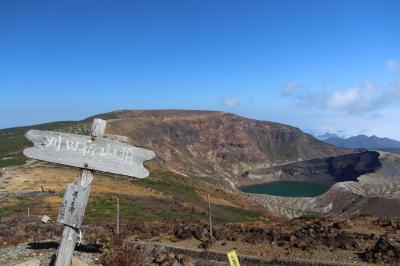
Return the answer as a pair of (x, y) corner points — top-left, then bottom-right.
(57, 183), (90, 228)
(23, 129), (155, 178)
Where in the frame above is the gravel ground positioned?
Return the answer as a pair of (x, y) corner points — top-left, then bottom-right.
(0, 242), (101, 266)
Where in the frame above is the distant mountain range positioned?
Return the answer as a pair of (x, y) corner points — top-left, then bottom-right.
(319, 134), (400, 154)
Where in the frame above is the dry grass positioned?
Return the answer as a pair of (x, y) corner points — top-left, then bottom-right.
(2, 163), (163, 199)
(100, 238), (149, 266)
(197, 190), (238, 207)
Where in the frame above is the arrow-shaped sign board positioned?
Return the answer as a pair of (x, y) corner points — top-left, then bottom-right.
(23, 129), (155, 178)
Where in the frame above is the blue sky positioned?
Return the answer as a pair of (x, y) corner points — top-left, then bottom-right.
(1, 1), (400, 139)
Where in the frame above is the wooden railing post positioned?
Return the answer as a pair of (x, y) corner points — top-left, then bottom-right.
(116, 196), (120, 235)
(208, 193), (213, 239)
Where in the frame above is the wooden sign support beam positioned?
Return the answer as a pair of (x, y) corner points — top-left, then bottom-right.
(55, 118), (106, 266)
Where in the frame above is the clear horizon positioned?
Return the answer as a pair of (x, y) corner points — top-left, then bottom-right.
(1, 1), (400, 139)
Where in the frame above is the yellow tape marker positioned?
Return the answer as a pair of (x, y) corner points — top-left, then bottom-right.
(227, 249), (241, 266)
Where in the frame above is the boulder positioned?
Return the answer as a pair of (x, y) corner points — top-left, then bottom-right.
(360, 236), (400, 263)
(374, 236), (397, 252)
(175, 226), (193, 240)
(295, 241), (308, 250)
(194, 226), (208, 241)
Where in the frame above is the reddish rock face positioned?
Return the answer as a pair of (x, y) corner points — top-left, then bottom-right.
(100, 110), (350, 179)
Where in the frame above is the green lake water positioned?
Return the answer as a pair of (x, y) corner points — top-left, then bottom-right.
(239, 181), (330, 197)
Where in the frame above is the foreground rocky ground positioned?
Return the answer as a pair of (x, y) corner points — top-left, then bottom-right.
(1, 215), (400, 265)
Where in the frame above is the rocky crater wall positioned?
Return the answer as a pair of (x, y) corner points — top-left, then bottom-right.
(240, 151), (382, 187)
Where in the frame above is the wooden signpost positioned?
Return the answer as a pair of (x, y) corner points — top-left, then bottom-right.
(23, 118), (156, 266)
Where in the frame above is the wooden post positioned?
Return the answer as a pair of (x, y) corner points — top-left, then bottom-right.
(116, 196), (120, 235)
(55, 119), (106, 266)
(27, 207), (30, 221)
(208, 193), (213, 239)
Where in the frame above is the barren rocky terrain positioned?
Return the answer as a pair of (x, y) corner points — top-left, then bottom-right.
(1, 215), (400, 265)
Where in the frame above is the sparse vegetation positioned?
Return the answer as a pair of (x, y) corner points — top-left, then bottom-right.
(99, 243), (148, 266)
(85, 194), (198, 223)
(0, 197), (34, 217)
(213, 205), (262, 223)
(142, 171), (198, 199)
(86, 195), (144, 221)
(299, 212), (321, 220)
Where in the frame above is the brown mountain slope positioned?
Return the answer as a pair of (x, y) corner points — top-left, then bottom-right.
(91, 110), (351, 178)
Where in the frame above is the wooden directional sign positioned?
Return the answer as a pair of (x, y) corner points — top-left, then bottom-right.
(23, 129), (156, 178)
(23, 118), (156, 266)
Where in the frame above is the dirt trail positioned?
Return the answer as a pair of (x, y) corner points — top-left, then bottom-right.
(130, 240), (368, 266)
(0, 167), (9, 185)
(0, 167), (10, 201)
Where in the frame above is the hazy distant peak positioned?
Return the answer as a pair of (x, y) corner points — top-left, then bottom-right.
(317, 132), (341, 140)
(322, 134), (400, 151)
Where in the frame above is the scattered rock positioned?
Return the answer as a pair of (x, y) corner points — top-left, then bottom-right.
(155, 252), (168, 263)
(180, 255), (194, 266)
(195, 260), (213, 266)
(166, 252), (176, 263)
(243, 228), (277, 244)
(41, 215), (50, 224)
(171, 260), (182, 266)
(213, 228), (225, 241)
(332, 221), (350, 229)
(198, 239), (214, 249)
